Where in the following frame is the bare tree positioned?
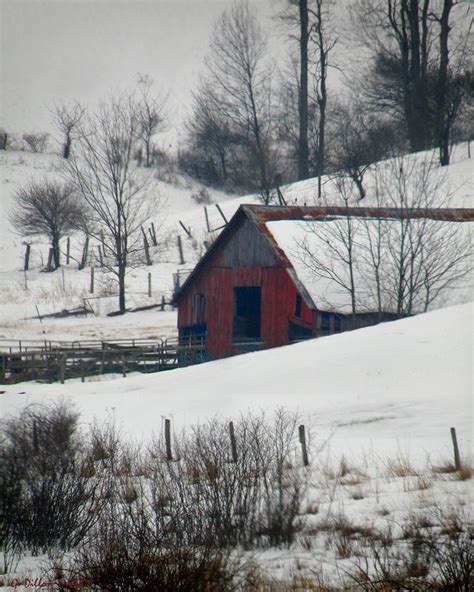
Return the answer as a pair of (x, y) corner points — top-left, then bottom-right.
(9, 179), (82, 270)
(204, 0), (274, 199)
(311, 0), (336, 199)
(51, 102), (85, 160)
(295, 157), (472, 318)
(136, 74), (168, 167)
(182, 79), (236, 186)
(374, 156), (472, 314)
(295, 176), (359, 314)
(280, 0), (336, 188)
(67, 91), (159, 313)
(351, 0), (472, 164)
(330, 103), (401, 200)
(22, 132), (49, 153)
(280, 0), (311, 181)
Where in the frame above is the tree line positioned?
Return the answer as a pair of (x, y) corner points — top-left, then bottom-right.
(6, 0), (472, 315)
(179, 0), (472, 193)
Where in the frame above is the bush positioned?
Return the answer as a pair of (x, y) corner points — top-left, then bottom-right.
(348, 508), (473, 591)
(190, 187), (211, 205)
(22, 132), (49, 153)
(0, 404), (103, 570)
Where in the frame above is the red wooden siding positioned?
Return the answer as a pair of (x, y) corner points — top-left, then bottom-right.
(177, 264), (316, 359)
(176, 208), (319, 359)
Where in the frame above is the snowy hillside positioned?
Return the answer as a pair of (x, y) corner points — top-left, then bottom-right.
(0, 148), (472, 589)
(2, 303), (471, 461)
(0, 143), (472, 340)
(0, 303), (472, 589)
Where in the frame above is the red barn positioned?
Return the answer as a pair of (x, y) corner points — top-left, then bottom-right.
(173, 205), (473, 360)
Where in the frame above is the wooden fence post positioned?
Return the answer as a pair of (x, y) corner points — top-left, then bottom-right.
(24, 244), (31, 271)
(179, 220), (192, 238)
(177, 236), (185, 265)
(66, 237), (70, 265)
(450, 427), (461, 470)
(148, 272), (152, 297)
(58, 354), (66, 384)
(165, 418), (172, 461)
(97, 245), (104, 267)
(90, 266), (95, 294)
(79, 236), (89, 270)
(150, 222), (157, 246)
(215, 203), (228, 224)
(122, 355), (127, 378)
(299, 424), (309, 467)
(229, 421), (238, 463)
(142, 227), (152, 265)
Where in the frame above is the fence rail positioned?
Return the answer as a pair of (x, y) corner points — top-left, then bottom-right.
(0, 337), (207, 384)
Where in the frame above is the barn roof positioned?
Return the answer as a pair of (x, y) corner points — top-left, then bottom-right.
(173, 205), (474, 311)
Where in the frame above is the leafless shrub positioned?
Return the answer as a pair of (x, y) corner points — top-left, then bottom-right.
(22, 132), (49, 153)
(0, 404), (103, 570)
(347, 507), (473, 591)
(147, 409), (308, 549)
(191, 187), (211, 204)
(386, 455), (419, 478)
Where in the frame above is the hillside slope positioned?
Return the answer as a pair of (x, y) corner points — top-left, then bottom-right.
(2, 302), (472, 462)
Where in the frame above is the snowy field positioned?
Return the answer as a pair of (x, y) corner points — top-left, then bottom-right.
(0, 303), (472, 589)
(0, 146), (472, 589)
(2, 302), (472, 461)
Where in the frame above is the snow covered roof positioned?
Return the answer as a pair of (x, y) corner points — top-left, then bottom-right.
(263, 211), (473, 314)
(175, 205), (474, 313)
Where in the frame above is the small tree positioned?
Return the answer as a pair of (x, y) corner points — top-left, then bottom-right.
(331, 104), (401, 200)
(136, 74), (168, 167)
(52, 102), (85, 159)
(67, 90), (159, 313)
(9, 179), (82, 270)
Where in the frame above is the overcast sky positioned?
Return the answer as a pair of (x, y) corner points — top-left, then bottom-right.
(0, 0), (277, 147)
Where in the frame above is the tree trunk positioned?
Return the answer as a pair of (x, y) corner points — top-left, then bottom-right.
(63, 132), (71, 159)
(52, 234), (61, 269)
(436, 0), (454, 166)
(118, 264), (126, 314)
(298, 0), (310, 180)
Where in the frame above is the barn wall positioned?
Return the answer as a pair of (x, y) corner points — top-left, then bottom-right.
(178, 265), (316, 359)
(177, 216), (317, 360)
(218, 218), (279, 267)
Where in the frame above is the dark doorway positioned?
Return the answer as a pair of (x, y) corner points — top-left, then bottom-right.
(233, 287), (261, 340)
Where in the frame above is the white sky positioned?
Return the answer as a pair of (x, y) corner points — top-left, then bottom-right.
(0, 0), (278, 146)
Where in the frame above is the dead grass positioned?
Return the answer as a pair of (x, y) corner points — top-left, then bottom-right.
(386, 456), (419, 478)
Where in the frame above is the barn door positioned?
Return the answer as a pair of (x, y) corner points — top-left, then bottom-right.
(233, 287), (261, 340)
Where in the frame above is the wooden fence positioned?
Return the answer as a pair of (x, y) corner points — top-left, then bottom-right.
(0, 337), (208, 384)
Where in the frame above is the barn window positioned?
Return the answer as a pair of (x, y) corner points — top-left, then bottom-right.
(320, 312), (331, 335)
(334, 315), (342, 333)
(289, 320), (312, 342)
(233, 287), (261, 340)
(295, 294), (302, 318)
(192, 293), (205, 325)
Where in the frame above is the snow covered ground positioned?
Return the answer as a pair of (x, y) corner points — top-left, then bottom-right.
(1, 303), (472, 462)
(0, 303), (472, 589)
(0, 145), (472, 589)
